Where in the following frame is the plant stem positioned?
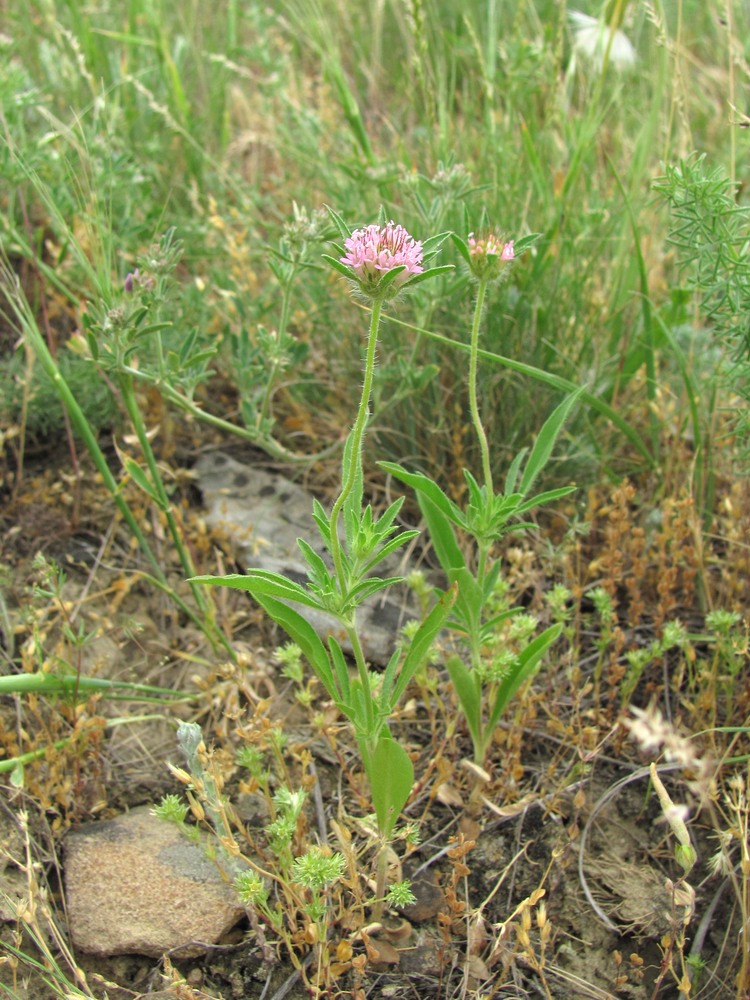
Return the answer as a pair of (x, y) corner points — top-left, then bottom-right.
(468, 279), (493, 495)
(1, 278), (198, 620)
(328, 296), (384, 588)
(371, 838), (390, 922)
(346, 624), (377, 735)
(120, 365), (340, 463)
(467, 279), (495, 765)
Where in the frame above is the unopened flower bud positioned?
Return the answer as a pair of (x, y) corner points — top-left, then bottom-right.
(466, 232), (515, 281)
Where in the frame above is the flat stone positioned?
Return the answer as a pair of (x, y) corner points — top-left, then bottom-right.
(64, 807), (243, 958)
(195, 451), (420, 664)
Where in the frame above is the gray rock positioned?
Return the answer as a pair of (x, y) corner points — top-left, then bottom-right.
(195, 451), (420, 664)
(64, 807), (243, 958)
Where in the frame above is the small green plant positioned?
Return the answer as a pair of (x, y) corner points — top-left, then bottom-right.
(383, 231), (577, 765)
(163, 721), (362, 989)
(0, 254), (228, 654)
(621, 619), (689, 706)
(193, 213), (455, 913)
(653, 153), (750, 499)
(0, 349), (117, 444)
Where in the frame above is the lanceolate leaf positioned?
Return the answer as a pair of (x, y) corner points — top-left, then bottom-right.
(519, 389), (582, 495)
(366, 735), (414, 839)
(321, 254), (355, 280)
(445, 655), (482, 754)
(487, 623), (562, 734)
(325, 206), (352, 239)
(360, 529), (420, 576)
(401, 264), (455, 288)
(250, 592), (339, 704)
(422, 231), (453, 253)
(512, 233), (543, 256)
(123, 458), (162, 507)
(419, 494), (466, 578)
(191, 571), (327, 613)
(379, 463), (462, 526)
(389, 582), (457, 706)
(512, 485), (577, 518)
(328, 635), (351, 708)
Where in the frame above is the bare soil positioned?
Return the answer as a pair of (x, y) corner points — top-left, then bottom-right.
(0, 438), (743, 1000)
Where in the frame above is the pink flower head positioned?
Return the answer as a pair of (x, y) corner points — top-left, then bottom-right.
(466, 232), (514, 280)
(340, 221), (423, 298)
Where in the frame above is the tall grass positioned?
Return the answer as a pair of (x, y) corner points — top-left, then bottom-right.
(1, 0), (746, 495)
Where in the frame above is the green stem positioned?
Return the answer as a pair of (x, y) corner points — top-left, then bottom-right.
(468, 280), (496, 765)
(328, 296), (384, 588)
(3, 283), (186, 607)
(0, 715), (175, 774)
(120, 365), (341, 464)
(468, 279), (493, 495)
(346, 624), (377, 735)
(118, 373), (198, 586)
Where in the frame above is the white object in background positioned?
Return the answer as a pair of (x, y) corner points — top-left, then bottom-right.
(569, 10), (636, 71)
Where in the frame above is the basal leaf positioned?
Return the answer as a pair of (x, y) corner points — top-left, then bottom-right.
(366, 735), (414, 840)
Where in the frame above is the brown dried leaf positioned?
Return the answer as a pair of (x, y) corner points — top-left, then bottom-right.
(361, 929), (400, 966)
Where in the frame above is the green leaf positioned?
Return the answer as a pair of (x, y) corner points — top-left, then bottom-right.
(512, 485), (576, 518)
(519, 390), (582, 495)
(450, 232), (472, 266)
(512, 233), (543, 256)
(328, 636), (351, 708)
(190, 571), (328, 613)
(325, 206), (352, 239)
(445, 655), (482, 753)
(251, 592), (339, 703)
(321, 254), (355, 280)
(342, 428), (364, 526)
(297, 538), (332, 588)
(401, 265), (455, 288)
(419, 495), (466, 577)
(450, 566), (484, 637)
(390, 583), (457, 706)
(366, 735), (414, 840)
(376, 264), (407, 291)
(422, 231), (453, 253)
(348, 576), (405, 603)
(85, 327), (100, 361)
(129, 321), (173, 341)
(311, 498), (332, 546)
(360, 529), (420, 576)
(183, 348), (217, 369)
(124, 458), (161, 506)
(487, 623), (562, 733)
(481, 605), (523, 638)
(504, 448), (527, 494)
(379, 463), (463, 530)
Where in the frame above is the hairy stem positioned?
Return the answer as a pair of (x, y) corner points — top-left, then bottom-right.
(468, 279), (493, 495)
(328, 296), (384, 587)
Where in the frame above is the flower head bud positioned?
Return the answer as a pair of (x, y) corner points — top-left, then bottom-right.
(339, 221), (424, 299)
(465, 232), (515, 281)
(235, 870), (269, 906)
(292, 846), (346, 890)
